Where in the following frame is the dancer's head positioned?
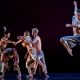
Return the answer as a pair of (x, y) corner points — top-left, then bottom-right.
(32, 28), (39, 36)
(5, 31), (10, 38)
(24, 31), (30, 37)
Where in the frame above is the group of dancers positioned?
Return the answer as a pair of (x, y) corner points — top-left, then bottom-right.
(0, 0), (80, 79)
(0, 26), (49, 78)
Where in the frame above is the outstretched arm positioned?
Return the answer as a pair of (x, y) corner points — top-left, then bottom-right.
(3, 26), (7, 36)
(15, 36), (24, 45)
(16, 40), (22, 45)
(66, 23), (78, 27)
(7, 40), (16, 45)
(73, 1), (78, 17)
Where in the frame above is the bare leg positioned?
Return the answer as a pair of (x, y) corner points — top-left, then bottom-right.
(14, 65), (21, 77)
(29, 61), (38, 75)
(26, 64), (33, 78)
(33, 61), (38, 75)
(0, 62), (5, 77)
(3, 63), (9, 77)
(60, 38), (73, 56)
(37, 59), (47, 74)
(41, 52), (48, 74)
(26, 58), (33, 78)
(1, 54), (3, 62)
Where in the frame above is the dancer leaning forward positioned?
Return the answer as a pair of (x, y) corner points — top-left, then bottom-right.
(16, 30), (49, 78)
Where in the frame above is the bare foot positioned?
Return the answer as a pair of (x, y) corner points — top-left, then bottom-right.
(45, 74), (49, 78)
(26, 75), (33, 78)
(67, 48), (73, 56)
(17, 74), (21, 78)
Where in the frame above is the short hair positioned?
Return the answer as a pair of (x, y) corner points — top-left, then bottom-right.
(24, 31), (30, 36)
(32, 28), (39, 34)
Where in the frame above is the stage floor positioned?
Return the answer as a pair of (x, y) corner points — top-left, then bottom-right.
(1, 73), (80, 80)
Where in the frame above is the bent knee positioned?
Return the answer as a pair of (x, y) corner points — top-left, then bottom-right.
(60, 36), (69, 42)
(60, 37), (64, 43)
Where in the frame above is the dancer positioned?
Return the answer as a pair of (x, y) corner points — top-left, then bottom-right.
(31, 28), (49, 78)
(16, 31), (37, 78)
(0, 48), (21, 77)
(12, 48), (21, 77)
(0, 27), (15, 77)
(0, 26), (15, 61)
(60, 1), (80, 56)
(0, 48), (13, 77)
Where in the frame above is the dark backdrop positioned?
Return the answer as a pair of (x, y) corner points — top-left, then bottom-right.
(0, 0), (80, 74)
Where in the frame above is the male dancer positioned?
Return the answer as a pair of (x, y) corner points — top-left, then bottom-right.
(31, 28), (49, 77)
(60, 1), (80, 56)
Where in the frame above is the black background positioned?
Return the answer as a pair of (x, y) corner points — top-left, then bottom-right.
(0, 0), (80, 74)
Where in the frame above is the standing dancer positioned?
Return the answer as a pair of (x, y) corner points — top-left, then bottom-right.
(31, 28), (49, 78)
(24, 31), (39, 78)
(60, 1), (80, 56)
(16, 31), (38, 78)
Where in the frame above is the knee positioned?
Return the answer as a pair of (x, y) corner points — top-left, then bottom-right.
(60, 36), (68, 42)
(60, 37), (64, 43)
(26, 63), (28, 68)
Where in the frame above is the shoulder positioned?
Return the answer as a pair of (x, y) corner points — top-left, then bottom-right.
(36, 35), (39, 39)
(36, 36), (41, 41)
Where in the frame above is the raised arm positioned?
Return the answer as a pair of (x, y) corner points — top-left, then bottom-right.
(73, 1), (78, 17)
(3, 26), (7, 36)
(65, 1), (78, 28)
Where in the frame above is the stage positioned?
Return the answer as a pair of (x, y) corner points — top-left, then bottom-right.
(0, 0), (80, 80)
(1, 73), (80, 80)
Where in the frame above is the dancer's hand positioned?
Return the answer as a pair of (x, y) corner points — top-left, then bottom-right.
(17, 36), (23, 40)
(66, 24), (71, 27)
(13, 42), (16, 45)
(3, 26), (7, 31)
(73, 1), (77, 6)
